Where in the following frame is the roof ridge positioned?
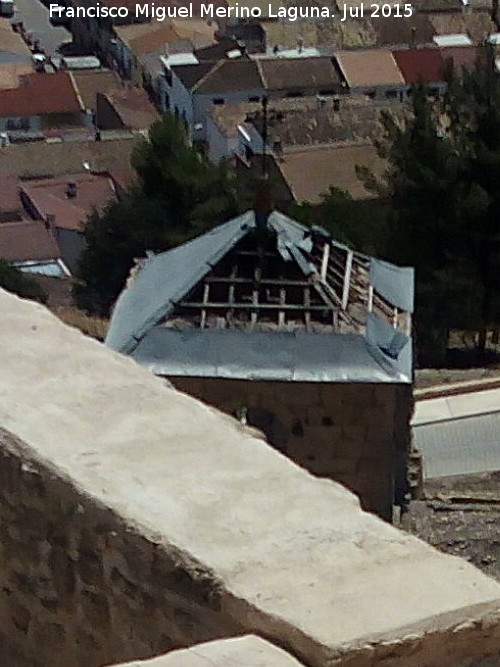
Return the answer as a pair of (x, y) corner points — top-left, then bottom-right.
(191, 59), (225, 93)
(255, 58), (267, 89)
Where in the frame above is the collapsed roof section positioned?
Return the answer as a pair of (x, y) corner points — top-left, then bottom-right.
(105, 210), (414, 383)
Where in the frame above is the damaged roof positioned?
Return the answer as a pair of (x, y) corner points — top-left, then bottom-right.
(106, 210), (414, 383)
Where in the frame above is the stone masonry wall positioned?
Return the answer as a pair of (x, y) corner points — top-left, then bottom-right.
(0, 428), (243, 667)
(169, 379), (413, 521)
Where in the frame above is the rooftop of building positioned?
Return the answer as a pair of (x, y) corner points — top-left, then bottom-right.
(0, 71), (82, 118)
(114, 18), (217, 54)
(335, 49), (406, 87)
(20, 172), (116, 232)
(70, 69), (123, 112)
(256, 56), (342, 92)
(0, 218), (61, 263)
(0, 136), (139, 179)
(392, 47), (446, 83)
(98, 88), (160, 131)
(105, 209), (413, 384)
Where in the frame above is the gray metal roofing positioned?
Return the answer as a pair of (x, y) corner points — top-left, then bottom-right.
(131, 328), (409, 383)
(105, 209), (413, 383)
(106, 210), (313, 354)
(413, 411), (500, 479)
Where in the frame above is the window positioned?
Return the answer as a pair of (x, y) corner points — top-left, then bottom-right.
(212, 98), (225, 105)
(6, 117), (29, 131)
(385, 90), (398, 99)
(248, 96), (260, 102)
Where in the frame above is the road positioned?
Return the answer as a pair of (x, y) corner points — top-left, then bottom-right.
(412, 387), (500, 479)
(13, 0), (70, 55)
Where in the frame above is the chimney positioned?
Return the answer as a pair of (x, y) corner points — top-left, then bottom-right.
(253, 175), (273, 230)
(65, 182), (77, 198)
(297, 35), (304, 54)
(410, 26), (417, 48)
(45, 214), (56, 232)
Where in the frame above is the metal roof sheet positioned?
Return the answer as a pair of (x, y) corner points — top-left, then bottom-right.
(105, 209), (414, 383)
(106, 211), (254, 354)
(131, 328), (407, 383)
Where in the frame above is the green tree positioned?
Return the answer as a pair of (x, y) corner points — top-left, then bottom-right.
(74, 115), (238, 315)
(290, 187), (389, 258)
(362, 46), (500, 364)
(0, 260), (47, 304)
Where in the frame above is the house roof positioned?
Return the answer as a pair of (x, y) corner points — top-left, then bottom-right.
(392, 48), (445, 84)
(0, 71), (82, 118)
(105, 210), (413, 383)
(172, 62), (215, 90)
(99, 88), (160, 130)
(335, 49), (405, 87)
(131, 326), (408, 383)
(0, 175), (22, 216)
(440, 45), (479, 70)
(114, 18), (217, 55)
(20, 173), (116, 231)
(0, 62), (34, 90)
(0, 136), (139, 179)
(0, 18), (32, 59)
(0, 219), (61, 263)
(192, 59), (263, 94)
(275, 143), (386, 202)
(70, 69), (122, 111)
(257, 57), (341, 92)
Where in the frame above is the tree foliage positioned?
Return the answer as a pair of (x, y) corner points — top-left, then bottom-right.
(74, 115), (238, 315)
(374, 46), (500, 363)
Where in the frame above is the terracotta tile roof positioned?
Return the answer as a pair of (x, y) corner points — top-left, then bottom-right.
(0, 219), (61, 263)
(276, 143), (385, 202)
(172, 62), (214, 90)
(99, 88), (160, 130)
(0, 18), (32, 58)
(0, 137), (139, 179)
(335, 49), (405, 87)
(108, 169), (137, 195)
(440, 45), (479, 70)
(0, 62), (34, 90)
(0, 71), (82, 118)
(193, 59), (263, 94)
(21, 173), (116, 232)
(70, 69), (122, 111)
(392, 48), (445, 83)
(114, 19), (216, 57)
(0, 175), (21, 216)
(257, 57), (341, 92)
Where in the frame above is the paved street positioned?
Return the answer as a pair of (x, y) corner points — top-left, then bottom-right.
(13, 0), (70, 55)
(413, 387), (500, 479)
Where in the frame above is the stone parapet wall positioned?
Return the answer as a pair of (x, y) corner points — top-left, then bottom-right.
(0, 428), (242, 667)
(107, 636), (306, 667)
